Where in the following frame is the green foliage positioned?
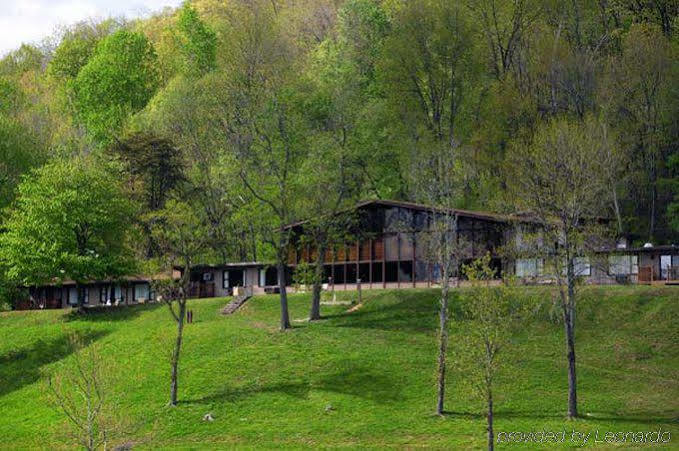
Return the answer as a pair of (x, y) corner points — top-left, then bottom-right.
(0, 158), (138, 287)
(49, 34), (97, 81)
(176, 4), (217, 76)
(0, 44), (44, 77)
(0, 115), (43, 210)
(149, 199), (210, 268)
(292, 261), (318, 290)
(666, 153), (679, 233)
(0, 78), (25, 114)
(458, 254), (527, 405)
(73, 29), (160, 144)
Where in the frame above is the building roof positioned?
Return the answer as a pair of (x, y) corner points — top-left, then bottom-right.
(33, 273), (169, 287)
(623, 244), (679, 253)
(177, 262), (269, 272)
(283, 198), (532, 230)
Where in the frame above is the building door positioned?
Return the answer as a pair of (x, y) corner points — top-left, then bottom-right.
(660, 255), (671, 280)
(230, 269), (244, 287)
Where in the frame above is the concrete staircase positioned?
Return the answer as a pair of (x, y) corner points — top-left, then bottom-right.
(220, 286), (253, 315)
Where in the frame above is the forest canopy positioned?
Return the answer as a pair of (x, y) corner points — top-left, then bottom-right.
(0, 0), (677, 274)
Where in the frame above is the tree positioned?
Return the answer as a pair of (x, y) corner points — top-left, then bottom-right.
(151, 200), (210, 406)
(0, 158), (137, 312)
(47, 334), (130, 451)
(509, 116), (613, 418)
(466, 0), (541, 81)
(48, 19), (123, 82)
(298, 39), (364, 321)
(459, 254), (525, 451)
(602, 24), (674, 240)
(0, 114), (43, 210)
(216, 2), (306, 330)
(73, 29), (160, 144)
(113, 132), (185, 257)
(410, 144), (467, 416)
(175, 4), (217, 76)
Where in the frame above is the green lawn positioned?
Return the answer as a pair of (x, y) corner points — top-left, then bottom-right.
(0, 286), (677, 449)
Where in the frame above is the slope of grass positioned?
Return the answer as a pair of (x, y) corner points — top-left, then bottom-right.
(0, 286), (677, 449)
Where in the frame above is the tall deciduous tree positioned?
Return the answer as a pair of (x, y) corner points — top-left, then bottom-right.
(509, 116), (613, 418)
(73, 29), (160, 144)
(217, 1), (306, 330)
(0, 158), (137, 312)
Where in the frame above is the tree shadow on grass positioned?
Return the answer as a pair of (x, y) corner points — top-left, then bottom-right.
(0, 329), (109, 398)
(183, 361), (403, 405)
(325, 292), (465, 334)
(64, 302), (165, 322)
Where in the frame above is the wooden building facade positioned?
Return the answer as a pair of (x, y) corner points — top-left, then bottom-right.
(284, 200), (512, 289)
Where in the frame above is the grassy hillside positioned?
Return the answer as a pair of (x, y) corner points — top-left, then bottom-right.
(0, 286), (677, 449)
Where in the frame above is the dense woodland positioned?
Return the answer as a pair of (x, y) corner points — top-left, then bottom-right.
(0, 0), (678, 296)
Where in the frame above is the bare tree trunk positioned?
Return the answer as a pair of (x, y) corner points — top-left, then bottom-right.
(436, 280), (450, 415)
(487, 388), (494, 451)
(612, 187), (623, 235)
(309, 242), (327, 321)
(169, 300), (186, 406)
(277, 262), (291, 330)
(564, 263), (578, 418)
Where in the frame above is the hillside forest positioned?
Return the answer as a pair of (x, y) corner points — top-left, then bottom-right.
(0, 0), (678, 289)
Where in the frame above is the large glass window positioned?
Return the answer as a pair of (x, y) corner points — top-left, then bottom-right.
(385, 234), (398, 261)
(399, 233), (414, 260)
(385, 262), (398, 282)
(399, 261), (413, 283)
(358, 263), (370, 283)
(371, 262), (383, 283)
(333, 264), (345, 284)
(415, 262), (429, 282)
(346, 264), (357, 283)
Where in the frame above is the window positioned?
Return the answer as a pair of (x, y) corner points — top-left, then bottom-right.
(415, 262), (429, 282)
(359, 263), (370, 283)
(516, 258), (542, 277)
(574, 257), (591, 277)
(660, 255), (672, 280)
(134, 283), (149, 301)
(385, 262), (398, 282)
(333, 264), (345, 284)
(371, 262), (383, 283)
(100, 285), (110, 303)
(384, 234), (398, 261)
(114, 285), (123, 302)
(399, 233), (414, 260)
(68, 287), (78, 305)
(346, 264), (357, 283)
(609, 255), (637, 275)
(223, 270), (229, 289)
(399, 261), (413, 282)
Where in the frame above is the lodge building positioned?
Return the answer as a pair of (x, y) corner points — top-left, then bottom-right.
(14, 199), (678, 309)
(185, 200), (679, 297)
